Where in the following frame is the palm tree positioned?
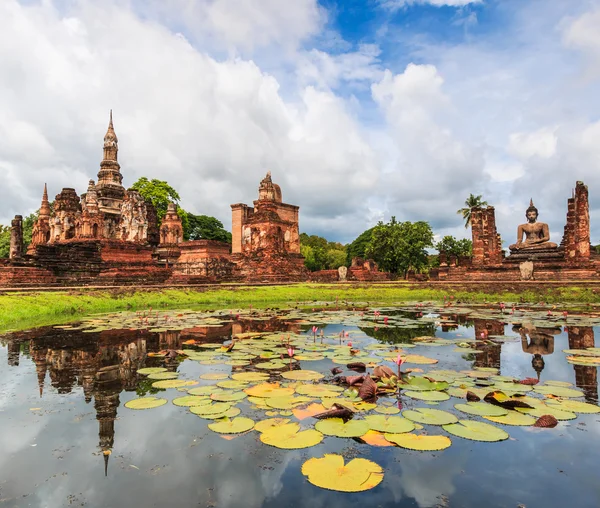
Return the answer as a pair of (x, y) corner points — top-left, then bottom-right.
(457, 194), (488, 228)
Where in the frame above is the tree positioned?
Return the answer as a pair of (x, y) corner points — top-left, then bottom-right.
(457, 194), (488, 228)
(0, 212), (38, 258)
(0, 225), (9, 258)
(346, 227), (375, 264)
(299, 233), (347, 271)
(366, 217), (434, 277)
(435, 235), (472, 258)
(187, 213), (232, 243)
(130, 177), (181, 223)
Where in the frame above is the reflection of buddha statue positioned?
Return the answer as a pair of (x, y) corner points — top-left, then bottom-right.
(509, 200), (558, 251)
(514, 324), (560, 380)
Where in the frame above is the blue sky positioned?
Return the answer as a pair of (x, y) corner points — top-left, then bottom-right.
(1, 0), (600, 245)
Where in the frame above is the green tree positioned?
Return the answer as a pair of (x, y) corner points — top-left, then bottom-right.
(0, 225), (10, 258)
(435, 235), (472, 258)
(346, 227), (375, 264)
(187, 213), (232, 243)
(366, 217), (434, 277)
(299, 233), (347, 271)
(131, 177), (181, 223)
(457, 194), (488, 228)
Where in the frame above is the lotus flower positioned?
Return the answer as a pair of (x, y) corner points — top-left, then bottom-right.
(347, 341), (353, 347)
(344, 331), (349, 337)
(563, 311), (568, 319)
(287, 347), (295, 358)
(394, 354), (405, 378)
(384, 317), (389, 325)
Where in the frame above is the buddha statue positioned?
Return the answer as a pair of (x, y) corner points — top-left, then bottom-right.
(509, 199), (558, 251)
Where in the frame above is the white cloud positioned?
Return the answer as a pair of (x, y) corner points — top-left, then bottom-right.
(562, 8), (600, 76)
(508, 127), (558, 160)
(380, 0), (482, 10)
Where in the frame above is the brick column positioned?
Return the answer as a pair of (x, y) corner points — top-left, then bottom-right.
(9, 215), (23, 260)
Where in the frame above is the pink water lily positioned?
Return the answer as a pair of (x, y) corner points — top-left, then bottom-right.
(384, 316), (389, 325)
(287, 347), (295, 358)
(347, 341), (353, 347)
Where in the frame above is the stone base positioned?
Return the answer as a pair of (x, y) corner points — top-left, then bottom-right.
(232, 253), (308, 282)
(506, 247), (564, 263)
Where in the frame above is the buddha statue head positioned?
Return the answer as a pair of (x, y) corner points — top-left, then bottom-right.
(526, 199), (538, 223)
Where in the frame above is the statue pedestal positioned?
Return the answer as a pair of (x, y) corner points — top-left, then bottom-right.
(506, 246), (563, 263)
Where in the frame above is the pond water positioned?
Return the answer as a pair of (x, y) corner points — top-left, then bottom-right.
(1, 303), (600, 508)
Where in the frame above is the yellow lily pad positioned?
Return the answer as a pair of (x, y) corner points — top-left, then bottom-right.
(208, 417), (255, 434)
(385, 433), (452, 451)
(315, 418), (371, 438)
(260, 422), (323, 449)
(442, 420), (509, 442)
(301, 454), (383, 492)
(124, 397), (167, 410)
(364, 415), (415, 434)
(254, 418), (291, 433)
(245, 383), (295, 398)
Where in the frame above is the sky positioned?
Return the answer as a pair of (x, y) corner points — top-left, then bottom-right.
(1, 0), (600, 246)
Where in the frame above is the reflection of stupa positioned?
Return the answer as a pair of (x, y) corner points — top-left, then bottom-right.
(474, 320), (503, 369)
(568, 326), (598, 402)
(7, 341), (20, 366)
(30, 343), (48, 397)
(94, 367), (121, 477)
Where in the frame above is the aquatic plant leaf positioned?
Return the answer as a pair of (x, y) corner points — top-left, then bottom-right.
(244, 383), (295, 398)
(280, 370), (324, 381)
(147, 371), (179, 380)
(483, 412), (537, 426)
(533, 414), (559, 428)
(364, 415), (415, 434)
(301, 454), (383, 492)
(124, 397), (167, 410)
(346, 362), (366, 372)
(544, 380), (573, 388)
(484, 391), (533, 409)
(404, 390), (450, 402)
(152, 379), (193, 389)
(232, 372), (269, 382)
(260, 422), (323, 449)
(516, 404), (577, 421)
(315, 417), (371, 437)
(190, 402), (232, 416)
(200, 373), (229, 380)
(402, 408), (458, 426)
(545, 399), (600, 414)
(254, 418), (291, 433)
(405, 377), (449, 392)
(137, 367), (168, 375)
(466, 391), (481, 402)
(358, 375), (377, 401)
(172, 396), (211, 407)
(374, 406), (400, 415)
(359, 430), (396, 447)
(442, 420), (509, 442)
(533, 385), (584, 398)
(293, 403), (328, 420)
(211, 391), (247, 402)
(455, 402), (508, 417)
(201, 407), (242, 420)
(373, 365), (395, 379)
(208, 417), (255, 434)
(217, 380), (249, 389)
(296, 384), (343, 398)
(385, 432), (452, 451)
(265, 396), (313, 410)
(187, 386), (216, 396)
(403, 355), (438, 365)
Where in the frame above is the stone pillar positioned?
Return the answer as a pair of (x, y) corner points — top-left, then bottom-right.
(562, 181), (590, 263)
(471, 207), (502, 266)
(471, 209), (485, 266)
(9, 215), (23, 260)
(231, 204), (250, 254)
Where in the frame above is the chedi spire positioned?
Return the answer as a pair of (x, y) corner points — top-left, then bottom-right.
(40, 183), (51, 218)
(97, 110), (123, 188)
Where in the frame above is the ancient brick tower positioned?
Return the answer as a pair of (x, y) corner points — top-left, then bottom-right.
(95, 110), (126, 237)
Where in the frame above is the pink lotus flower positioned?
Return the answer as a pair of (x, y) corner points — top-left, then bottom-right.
(312, 326), (318, 334)
(287, 347), (295, 358)
(347, 341), (353, 347)
(344, 331), (349, 337)
(384, 317), (389, 325)
(563, 311), (568, 318)
(394, 355), (405, 367)
(547, 310), (552, 316)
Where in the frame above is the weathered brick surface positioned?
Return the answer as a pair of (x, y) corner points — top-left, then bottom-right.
(169, 240), (235, 283)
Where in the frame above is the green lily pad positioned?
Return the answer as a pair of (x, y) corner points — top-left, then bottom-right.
(208, 417), (255, 434)
(404, 390), (450, 402)
(211, 391), (247, 402)
(152, 379), (192, 389)
(516, 405), (577, 421)
(147, 371), (179, 380)
(172, 396), (211, 407)
(442, 420), (509, 442)
(402, 408), (458, 425)
(200, 372), (229, 380)
(260, 422), (324, 449)
(315, 418), (371, 438)
(190, 402), (233, 416)
(137, 367), (168, 375)
(454, 402), (509, 417)
(374, 406), (401, 415)
(232, 372), (270, 382)
(364, 415), (415, 434)
(405, 377), (449, 391)
(280, 370), (324, 381)
(483, 412), (537, 426)
(546, 399), (600, 414)
(187, 386), (217, 396)
(124, 397), (168, 410)
(533, 385), (584, 398)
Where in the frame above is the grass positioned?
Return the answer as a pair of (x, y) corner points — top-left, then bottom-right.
(1, 283), (599, 333)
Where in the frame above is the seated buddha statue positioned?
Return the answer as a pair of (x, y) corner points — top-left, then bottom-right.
(509, 199), (558, 251)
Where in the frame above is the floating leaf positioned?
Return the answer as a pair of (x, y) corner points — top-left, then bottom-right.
(483, 412), (537, 426)
(405, 377), (449, 392)
(403, 355), (438, 365)
(374, 406), (400, 415)
(533, 385), (584, 398)
(516, 405), (577, 421)
(402, 408), (458, 426)
(124, 397), (167, 410)
(232, 372), (269, 382)
(358, 375), (378, 401)
(443, 420), (509, 442)
(200, 373), (229, 380)
(244, 383), (295, 398)
(280, 370), (324, 381)
(260, 422), (323, 449)
(208, 417), (255, 434)
(147, 371), (179, 380)
(533, 414), (559, 428)
(190, 402), (232, 416)
(152, 379), (193, 389)
(137, 367), (168, 375)
(483, 391), (533, 410)
(546, 399), (600, 414)
(544, 380), (573, 388)
(293, 403), (327, 420)
(301, 454), (383, 492)
(385, 432), (452, 451)
(187, 386), (216, 396)
(211, 391), (247, 402)
(316, 417), (371, 437)
(364, 415), (415, 434)
(266, 395), (313, 410)
(172, 396), (211, 407)
(455, 402), (508, 417)
(296, 384), (343, 398)
(404, 390), (450, 402)
(254, 418), (291, 433)
(202, 407), (241, 420)
(217, 380), (249, 389)
(359, 430), (396, 447)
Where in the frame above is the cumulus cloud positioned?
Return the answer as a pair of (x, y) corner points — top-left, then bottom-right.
(562, 8), (600, 77)
(380, 0), (482, 10)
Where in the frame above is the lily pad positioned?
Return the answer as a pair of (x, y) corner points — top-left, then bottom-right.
(124, 397), (168, 410)
(152, 379), (193, 389)
(260, 422), (323, 449)
(546, 399), (600, 414)
(211, 391), (247, 402)
(137, 367), (168, 375)
(442, 420), (509, 442)
(402, 408), (458, 426)
(244, 383), (295, 398)
(265, 395), (313, 410)
(147, 372), (179, 380)
(404, 390), (450, 402)
(403, 354), (438, 365)
(364, 415), (415, 434)
(280, 370), (324, 381)
(315, 418), (371, 438)
(385, 433), (452, 451)
(301, 454), (383, 492)
(172, 396), (211, 407)
(533, 385), (584, 398)
(190, 402), (233, 416)
(405, 377), (449, 391)
(516, 405), (577, 421)
(208, 417), (255, 434)
(374, 406), (401, 415)
(296, 384), (344, 398)
(483, 412), (537, 426)
(232, 372), (270, 382)
(454, 402), (509, 417)
(254, 418), (291, 433)
(188, 386), (217, 396)
(200, 373), (229, 380)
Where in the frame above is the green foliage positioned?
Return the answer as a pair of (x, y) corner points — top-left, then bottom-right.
(187, 214), (232, 243)
(131, 177), (181, 223)
(457, 194), (488, 228)
(366, 217), (434, 277)
(346, 227), (374, 264)
(0, 225), (9, 258)
(300, 233), (347, 271)
(435, 235), (472, 257)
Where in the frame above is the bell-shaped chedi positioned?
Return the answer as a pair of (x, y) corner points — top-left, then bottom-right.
(96, 110), (125, 222)
(159, 203), (184, 246)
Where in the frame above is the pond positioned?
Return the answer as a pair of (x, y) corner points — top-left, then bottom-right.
(1, 302), (600, 508)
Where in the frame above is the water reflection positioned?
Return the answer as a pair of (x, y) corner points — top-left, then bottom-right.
(1, 308), (599, 507)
